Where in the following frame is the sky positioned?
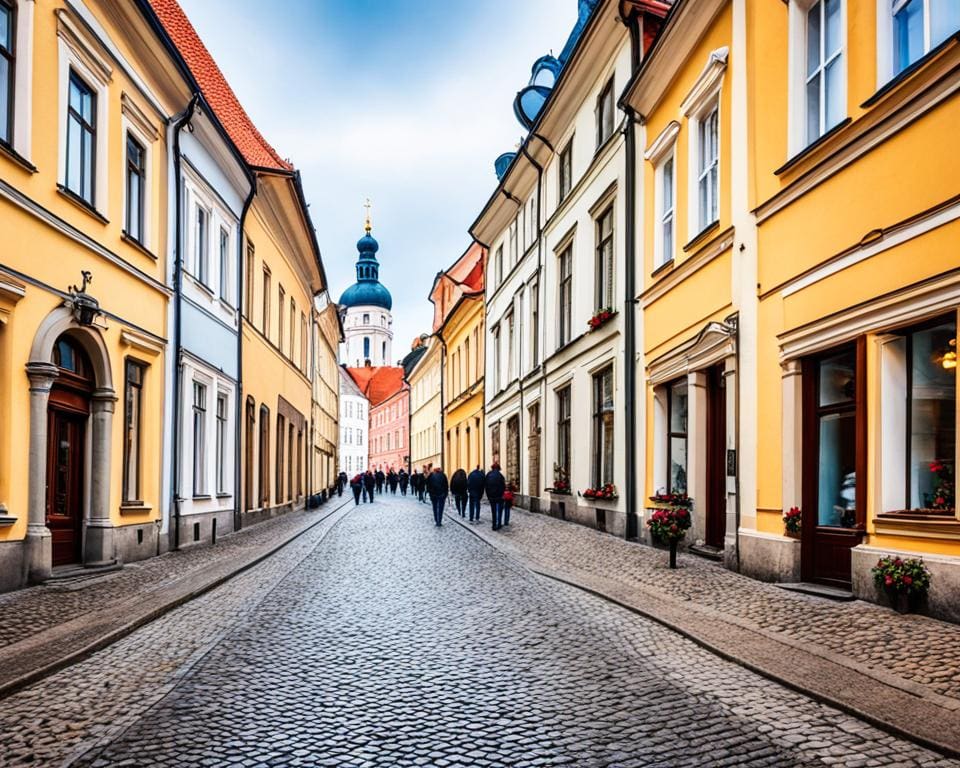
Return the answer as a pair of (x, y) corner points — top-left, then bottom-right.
(177, 0), (578, 360)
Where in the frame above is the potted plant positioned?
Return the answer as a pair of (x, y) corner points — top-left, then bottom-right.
(647, 492), (693, 569)
(587, 307), (616, 331)
(926, 460), (954, 511)
(546, 464), (571, 495)
(580, 484), (618, 501)
(871, 556), (931, 613)
(783, 506), (801, 538)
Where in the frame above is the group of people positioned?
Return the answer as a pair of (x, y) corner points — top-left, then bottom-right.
(338, 462), (517, 531)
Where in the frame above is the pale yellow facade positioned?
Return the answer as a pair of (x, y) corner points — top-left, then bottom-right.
(407, 335), (442, 471)
(441, 297), (485, 473)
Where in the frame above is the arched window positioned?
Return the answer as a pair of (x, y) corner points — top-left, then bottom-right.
(52, 335), (90, 377)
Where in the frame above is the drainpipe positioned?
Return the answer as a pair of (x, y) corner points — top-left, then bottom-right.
(234, 177), (256, 532)
(170, 94), (199, 552)
(623, 105), (639, 541)
(439, 333), (447, 469)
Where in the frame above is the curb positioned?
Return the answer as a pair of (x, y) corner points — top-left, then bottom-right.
(0, 497), (354, 702)
(446, 511), (960, 761)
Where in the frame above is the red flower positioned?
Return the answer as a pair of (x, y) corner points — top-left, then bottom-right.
(885, 575), (893, 586)
(903, 575), (913, 586)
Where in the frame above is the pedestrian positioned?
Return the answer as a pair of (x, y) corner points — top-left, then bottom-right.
(337, 471), (348, 498)
(399, 469), (409, 496)
(363, 470), (376, 503)
(467, 465), (486, 523)
(426, 466), (449, 527)
(375, 468), (385, 494)
(417, 468), (428, 504)
(503, 484), (515, 526)
(450, 468), (468, 517)
(388, 470), (399, 494)
(485, 462), (506, 531)
(350, 474), (363, 506)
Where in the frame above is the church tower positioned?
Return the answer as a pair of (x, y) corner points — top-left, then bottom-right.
(338, 203), (393, 367)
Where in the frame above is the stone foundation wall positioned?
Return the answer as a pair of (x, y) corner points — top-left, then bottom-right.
(738, 530), (801, 583)
(170, 508), (238, 551)
(114, 521), (163, 564)
(0, 540), (25, 593)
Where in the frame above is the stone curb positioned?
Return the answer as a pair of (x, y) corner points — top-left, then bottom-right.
(446, 511), (960, 761)
(0, 497), (355, 702)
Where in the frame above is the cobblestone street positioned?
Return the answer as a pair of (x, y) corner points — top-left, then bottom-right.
(3, 495), (957, 767)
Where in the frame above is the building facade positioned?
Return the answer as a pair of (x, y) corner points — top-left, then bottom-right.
(338, 366), (368, 476)
(364, 369), (408, 472)
(313, 292), (342, 495)
(0, 0), (192, 589)
(406, 335), (442, 472)
(432, 243), (486, 474)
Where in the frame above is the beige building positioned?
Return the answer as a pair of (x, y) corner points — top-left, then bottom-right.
(313, 292), (342, 496)
(407, 335), (442, 471)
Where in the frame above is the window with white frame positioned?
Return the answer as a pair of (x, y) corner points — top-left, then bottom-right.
(195, 205), (210, 287)
(216, 391), (228, 495)
(492, 324), (501, 392)
(696, 103), (719, 232)
(125, 133), (146, 243)
(558, 244), (573, 348)
(0, 0), (14, 145)
(495, 244), (503, 286)
(592, 366), (615, 488)
(891, 0), (960, 74)
(219, 226), (230, 302)
(596, 77), (615, 147)
(655, 154), (676, 268)
(667, 378), (688, 494)
(509, 220), (518, 266)
(595, 205), (614, 311)
(506, 309), (515, 383)
(192, 381), (208, 496)
(527, 196), (537, 244)
(558, 138), (573, 202)
(65, 70), (96, 205)
(804, 0), (844, 144)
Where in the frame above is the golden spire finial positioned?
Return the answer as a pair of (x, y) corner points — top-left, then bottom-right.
(364, 198), (372, 233)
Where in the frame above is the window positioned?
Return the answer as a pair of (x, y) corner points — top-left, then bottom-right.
(527, 196), (537, 244)
(301, 313), (308, 371)
(495, 245), (503, 286)
(805, 0), (844, 144)
(492, 324), (501, 392)
(656, 155), (675, 268)
(884, 318), (957, 512)
(465, 336), (472, 385)
(125, 134), (146, 243)
(596, 206), (614, 311)
(592, 367), (615, 487)
(507, 310), (515, 382)
(380, 315), (385, 326)
(123, 361), (145, 502)
(363, 336), (370, 360)
(557, 386), (571, 480)
(259, 405), (270, 506)
(558, 245), (573, 348)
(262, 266), (271, 335)
(216, 392), (228, 494)
(195, 206), (209, 286)
(667, 379), (688, 494)
(288, 423), (294, 501)
(66, 70), (96, 205)
(697, 103), (719, 231)
(558, 138), (573, 203)
(530, 279), (540, 368)
(192, 381), (207, 496)
(596, 77), (615, 147)
(363, 313), (370, 325)
(509, 220), (518, 266)
(0, 0), (13, 145)
(219, 227), (230, 302)
(289, 298), (296, 359)
(277, 286), (285, 349)
(382, 340), (386, 361)
(245, 242), (255, 317)
(892, 0), (960, 74)
(276, 415), (285, 504)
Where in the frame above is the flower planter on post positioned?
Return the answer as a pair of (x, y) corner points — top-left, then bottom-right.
(646, 493), (693, 569)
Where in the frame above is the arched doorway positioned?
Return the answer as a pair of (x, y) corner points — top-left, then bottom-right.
(47, 335), (93, 566)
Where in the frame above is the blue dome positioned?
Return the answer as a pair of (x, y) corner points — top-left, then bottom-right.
(339, 281), (392, 311)
(357, 233), (379, 254)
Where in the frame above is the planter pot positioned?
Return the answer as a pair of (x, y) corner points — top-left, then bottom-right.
(784, 529), (800, 539)
(669, 539), (678, 569)
(885, 588), (923, 614)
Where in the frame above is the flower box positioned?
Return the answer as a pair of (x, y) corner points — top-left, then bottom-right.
(580, 484), (618, 502)
(587, 308), (616, 331)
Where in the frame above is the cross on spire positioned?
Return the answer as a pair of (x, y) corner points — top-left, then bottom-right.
(364, 198), (372, 233)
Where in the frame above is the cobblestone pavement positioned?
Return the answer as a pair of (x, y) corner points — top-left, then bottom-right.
(2, 494), (951, 767)
(0, 499), (350, 648)
(467, 507), (960, 705)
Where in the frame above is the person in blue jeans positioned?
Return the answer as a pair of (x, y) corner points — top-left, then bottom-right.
(426, 467), (449, 527)
(466, 466), (486, 523)
(485, 463), (506, 531)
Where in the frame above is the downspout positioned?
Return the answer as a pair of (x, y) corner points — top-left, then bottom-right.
(170, 93), (199, 552)
(234, 175), (256, 532)
(439, 333), (447, 468)
(623, 106), (639, 541)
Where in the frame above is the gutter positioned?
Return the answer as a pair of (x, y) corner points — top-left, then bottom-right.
(170, 93), (199, 552)
(623, 105), (639, 541)
(233, 177), (256, 531)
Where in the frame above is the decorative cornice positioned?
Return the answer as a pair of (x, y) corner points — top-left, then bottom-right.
(647, 317), (737, 386)
(56, 8), (113, 85)
(121, 92), (160, 143)
(680, 46), (729, 116)
(120, 329), (164, 356)
(643, 120), (680, 163)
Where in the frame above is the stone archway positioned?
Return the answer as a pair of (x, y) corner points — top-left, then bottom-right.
(24, 306), (116, 581)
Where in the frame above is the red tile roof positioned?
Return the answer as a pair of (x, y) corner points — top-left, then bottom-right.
(345, 366), (406, 407)
(147, 0), (292, 171)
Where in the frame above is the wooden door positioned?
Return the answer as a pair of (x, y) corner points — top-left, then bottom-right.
(801, 341), (866, 588)
(528, 404), (541, 497)
(46, 407), (86, 567)
(506, 415), (520, 490)
(705, 365), (727, 549)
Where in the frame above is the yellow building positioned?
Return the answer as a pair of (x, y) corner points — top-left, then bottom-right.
(0, 0), (189, 587)
(406, 334), (442, 471)
(313, 292), (342, 496)
(432, 243), (486, 472)
(241, 169), (327, 523)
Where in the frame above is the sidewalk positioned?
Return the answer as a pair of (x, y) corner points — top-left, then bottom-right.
(0, 496), (353, 698)
(450, 505), (960, 759)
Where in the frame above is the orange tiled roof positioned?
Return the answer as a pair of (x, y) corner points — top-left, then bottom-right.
(147, 0), (292, 171)
(345, 366), (406, 407)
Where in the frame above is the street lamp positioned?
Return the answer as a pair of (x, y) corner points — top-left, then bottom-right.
(68, 271), (102, 327)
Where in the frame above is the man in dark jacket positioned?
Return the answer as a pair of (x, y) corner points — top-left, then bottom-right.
(426, 467), (449, 526)
(337, 471), (348, 497)
(375, 469), (385, 494)
(350, 474), (363, 506)
(388, 470), (399, 494)
(485, 463), (506, 530)
(399, 469), (409, 496)
(467, 466), (486, 523)
(450, 469), (468, 517)
(363, 470), (376, 503)
(417, 468), (429, 504)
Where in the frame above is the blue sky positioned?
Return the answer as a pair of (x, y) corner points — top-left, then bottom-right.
(177, 0), (577, 359)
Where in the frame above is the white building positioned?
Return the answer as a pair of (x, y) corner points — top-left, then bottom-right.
(338, 217), (394, 367)
(339, 367), (369, 476)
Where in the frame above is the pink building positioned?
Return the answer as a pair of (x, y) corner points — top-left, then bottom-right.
(346, 366), (408, 471)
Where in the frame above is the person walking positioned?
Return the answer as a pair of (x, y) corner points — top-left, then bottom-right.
(417, 468), (428, 504)
(350, 474), (363, 506)
(399, 469), (409, 496)
(375, 468), (385, 495)
(485, 462), (506, 531)
(467, 465), (486, 523)
(363, 470), (376, 503)
(450, 468), (468, 518)
(388, 470), (399, 494)
(503, 484), (515, 527)
(426, 467), (449, 527)
(337, 471), (348, 498)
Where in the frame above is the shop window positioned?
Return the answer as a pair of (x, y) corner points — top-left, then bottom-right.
(667, 379), (688, 494)
(592, 366), (614, 488)
(123, 360), (145, 502)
